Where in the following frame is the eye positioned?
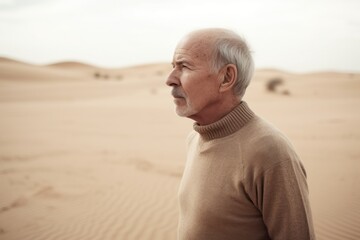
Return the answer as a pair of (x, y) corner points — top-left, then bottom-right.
(182, 64), (189, 69)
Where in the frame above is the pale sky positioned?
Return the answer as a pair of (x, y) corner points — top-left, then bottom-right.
(0, 0), (359, 72)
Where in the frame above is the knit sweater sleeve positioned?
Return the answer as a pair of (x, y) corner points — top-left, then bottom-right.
(244, 157), (315, 240)
(242, 130), (315, 240)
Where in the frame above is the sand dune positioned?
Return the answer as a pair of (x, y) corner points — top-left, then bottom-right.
(0, 58), (359, 239)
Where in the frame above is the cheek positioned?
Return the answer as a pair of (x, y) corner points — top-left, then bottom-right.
(183, 77), (219, 104)
(181, 78), (203, 99)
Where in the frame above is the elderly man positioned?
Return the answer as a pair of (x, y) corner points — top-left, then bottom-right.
(166, 28), (315, 240)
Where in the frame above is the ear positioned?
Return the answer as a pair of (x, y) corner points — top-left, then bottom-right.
(219, 64), (237, 93)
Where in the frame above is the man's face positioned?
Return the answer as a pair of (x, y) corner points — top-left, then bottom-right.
(166, 35), (222, 121)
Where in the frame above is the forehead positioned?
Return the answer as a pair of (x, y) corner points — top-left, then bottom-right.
(173, 35), (213, 63)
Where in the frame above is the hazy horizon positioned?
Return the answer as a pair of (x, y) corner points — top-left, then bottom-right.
(1, 0), (359, 73)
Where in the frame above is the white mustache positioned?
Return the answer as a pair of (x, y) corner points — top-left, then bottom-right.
(171, 88), (185, 98)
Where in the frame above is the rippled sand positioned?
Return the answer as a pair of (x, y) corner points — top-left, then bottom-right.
(0, 58), (359, 240)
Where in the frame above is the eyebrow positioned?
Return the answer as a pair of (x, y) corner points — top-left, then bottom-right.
(173, 59), (194, 66)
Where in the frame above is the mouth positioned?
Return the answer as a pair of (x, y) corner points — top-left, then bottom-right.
(172, 95), (184, 99)
(173, 97), (185, 105)
(171, 88), (185, 99)
(172, 95), (185, 105)
(171, 90), (185, 105)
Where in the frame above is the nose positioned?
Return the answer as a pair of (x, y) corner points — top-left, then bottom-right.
(166, 69), (180, 87)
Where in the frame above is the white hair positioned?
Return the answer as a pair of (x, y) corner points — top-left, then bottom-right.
(211, 30), (254, 99)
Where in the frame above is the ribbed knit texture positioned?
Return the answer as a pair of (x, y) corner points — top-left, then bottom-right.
(178, 101), (315, 240)
(193, 101), (254, 141)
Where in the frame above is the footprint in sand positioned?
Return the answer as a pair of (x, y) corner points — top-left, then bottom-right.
(129, 158), (183, 178)
(0, 197), (27, 213)
(34, 186), (62, 199)
(131, 159), (154, 171)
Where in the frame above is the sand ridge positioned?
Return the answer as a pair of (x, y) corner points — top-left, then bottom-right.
(0, 58), (359, 239)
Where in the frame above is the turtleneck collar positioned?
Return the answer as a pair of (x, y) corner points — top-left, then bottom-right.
(193, 101), (255, 141)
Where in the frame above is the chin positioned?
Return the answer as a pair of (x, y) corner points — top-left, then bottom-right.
(175, 105), (197, 118)
(175, 108), (188, 117)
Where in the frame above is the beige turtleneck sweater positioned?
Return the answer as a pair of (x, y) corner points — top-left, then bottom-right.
(178, 102), (315, 240)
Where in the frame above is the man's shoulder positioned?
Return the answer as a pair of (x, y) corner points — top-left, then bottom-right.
(242, 116), (293, 148)
(240, 116), (300, 172)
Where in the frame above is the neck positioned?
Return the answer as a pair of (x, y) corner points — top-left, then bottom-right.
(193, 101), (254, 140)
(188, 97), (241, 125)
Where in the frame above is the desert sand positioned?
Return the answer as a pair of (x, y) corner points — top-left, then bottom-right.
(0, 57), (359, 240)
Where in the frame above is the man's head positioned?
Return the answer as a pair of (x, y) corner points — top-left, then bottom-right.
(166, 28), (254, 125)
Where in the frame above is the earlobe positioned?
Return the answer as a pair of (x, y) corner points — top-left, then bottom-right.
(219, 64), (237, 93)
